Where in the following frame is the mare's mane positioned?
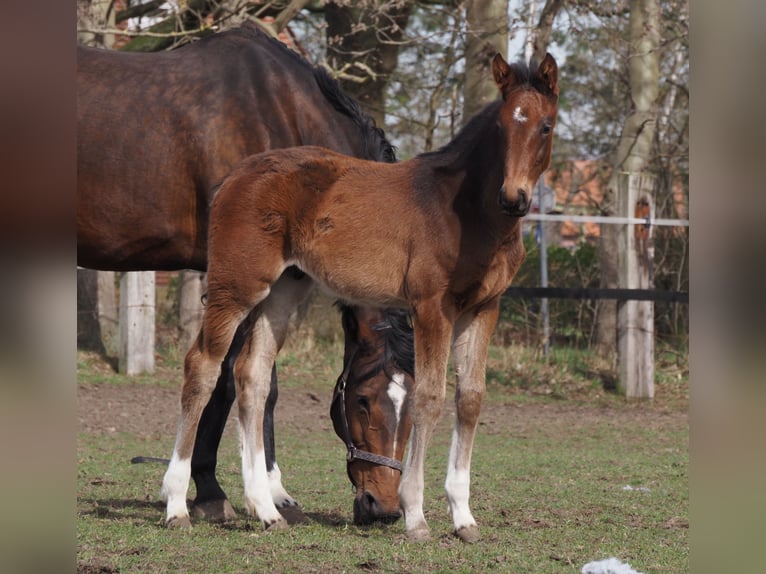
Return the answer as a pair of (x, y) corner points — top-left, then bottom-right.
(216, 22), (396, 164)
(339, 305), (414, 383)
(313, 69), (397, 164)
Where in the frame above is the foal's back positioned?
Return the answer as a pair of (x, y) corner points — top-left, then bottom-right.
(209, 146), (453, 308)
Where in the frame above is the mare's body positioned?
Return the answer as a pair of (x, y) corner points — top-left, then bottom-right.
(77, 23), (405, 523)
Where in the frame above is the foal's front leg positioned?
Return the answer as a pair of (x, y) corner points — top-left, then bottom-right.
(398, 300), (454, 542)
(445, 300), (500, 543)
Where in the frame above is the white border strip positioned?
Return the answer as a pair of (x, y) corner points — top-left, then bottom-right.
(525, 213), (689, 227)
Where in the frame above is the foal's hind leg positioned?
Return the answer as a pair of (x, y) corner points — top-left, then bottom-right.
(189, 325), (246, 523)
(445, 299), (500, 543)
(233, 272), (314, 530)
(161, 299), (252, 528)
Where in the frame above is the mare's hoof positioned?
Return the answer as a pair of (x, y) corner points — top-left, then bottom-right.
(406, 526), (432, 542)
(165, 515), (192, 530)
(455, 524), (481, 544)
(191, 498), (237, 523)
(264, 516), (289, 532)
(278, 504), (309, 525)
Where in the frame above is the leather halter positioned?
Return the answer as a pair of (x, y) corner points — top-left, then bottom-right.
(332, 346), (404, 473)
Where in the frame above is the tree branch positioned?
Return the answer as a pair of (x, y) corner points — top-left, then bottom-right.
(274, 0), (312, 32)
(77, 23), (215, 39)
(115, 0), (165, 24)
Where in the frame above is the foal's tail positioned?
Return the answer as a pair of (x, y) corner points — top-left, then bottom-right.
(130, 456), (170, 465)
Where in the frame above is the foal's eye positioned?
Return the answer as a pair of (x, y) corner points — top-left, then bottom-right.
(541, 123), (552, 136)
(357, 396), (370, 411)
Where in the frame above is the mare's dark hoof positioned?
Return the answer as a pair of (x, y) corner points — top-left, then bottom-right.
(191, 498), (237, 523)
(278, 504), (309, 525)
(455, 524), (481, 543)
(166, 515), (192, 530)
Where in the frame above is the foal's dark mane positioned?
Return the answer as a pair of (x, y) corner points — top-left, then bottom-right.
(419, 100), (503, 172)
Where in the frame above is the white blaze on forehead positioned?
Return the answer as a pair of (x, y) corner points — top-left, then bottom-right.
(387, 373), (408, 467)
(513, 106), (528, 123)
(387, 373), (407, 421)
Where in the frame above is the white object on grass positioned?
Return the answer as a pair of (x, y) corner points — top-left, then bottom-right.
(582, 557), (645, 574)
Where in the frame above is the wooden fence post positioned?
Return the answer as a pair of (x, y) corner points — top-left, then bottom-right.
(119, 271), (155, 375)
(178, 270), (206, 352)
(616, 172), (655, 398)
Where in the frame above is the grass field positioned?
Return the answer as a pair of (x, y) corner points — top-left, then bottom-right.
(77, 331), (688, 573)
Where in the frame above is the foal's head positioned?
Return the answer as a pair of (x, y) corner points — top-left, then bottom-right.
(331, 304), (414, 525)
(491, 53), (559, 217)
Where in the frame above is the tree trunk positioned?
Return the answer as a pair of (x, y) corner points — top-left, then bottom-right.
(531, 0), (564, 65)
(324, 1), (413, 126)
(463, 0), (509, 121)
(77, 269), (106, 354)
(77, 0), (117, 47)
(596, 0), (660, 361)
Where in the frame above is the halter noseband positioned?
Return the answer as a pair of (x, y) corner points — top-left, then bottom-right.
(333, 345), (404, 473)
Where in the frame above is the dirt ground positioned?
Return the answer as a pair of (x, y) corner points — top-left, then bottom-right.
(77, 375), (688, 442)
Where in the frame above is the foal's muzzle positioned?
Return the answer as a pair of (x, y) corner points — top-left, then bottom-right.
(498, 185), (530, 217)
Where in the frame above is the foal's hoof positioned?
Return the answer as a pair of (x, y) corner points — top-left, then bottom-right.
(278, 504), (309, 525)
(191, 498), (237, 523)
(165, 515), (192, 530)
(264, 516), (289, 532)
(455, 524), (481, 544)
(406, 526), (432, 542)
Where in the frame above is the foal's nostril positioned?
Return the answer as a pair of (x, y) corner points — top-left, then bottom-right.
(517, 188), (529, 210)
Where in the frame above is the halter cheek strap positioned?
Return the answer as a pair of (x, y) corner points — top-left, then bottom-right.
(333, 348), (404, 473)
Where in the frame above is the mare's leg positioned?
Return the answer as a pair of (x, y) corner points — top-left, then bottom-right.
(233, 271), (314, 530)
(191, 336), (299, 522)
(189, 324), (245, 522)
(161, 297), (254, 529)
(398, 298), (454, 542)
(263, 363), (308, 524)
(445, 298), (500, 543)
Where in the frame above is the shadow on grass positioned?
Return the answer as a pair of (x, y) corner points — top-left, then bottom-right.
(82, 497), (402, 536)
(80, 497), (165, 522)
(304, 511), (350, 527)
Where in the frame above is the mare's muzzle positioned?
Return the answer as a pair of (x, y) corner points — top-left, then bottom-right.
(498, 185), (530, 217)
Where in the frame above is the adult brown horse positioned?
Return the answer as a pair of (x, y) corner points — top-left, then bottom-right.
(77, 22), (411, 525)
(161, 52), (559, 542)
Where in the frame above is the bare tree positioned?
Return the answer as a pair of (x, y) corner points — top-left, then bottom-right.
(324, 1), (414, 127)
(596, 0), (660, 358)
(463, 0), (509, 120)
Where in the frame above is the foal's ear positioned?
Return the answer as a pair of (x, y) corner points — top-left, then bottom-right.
(537, 53), (559, 97)
(492, 53), (517, 100)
